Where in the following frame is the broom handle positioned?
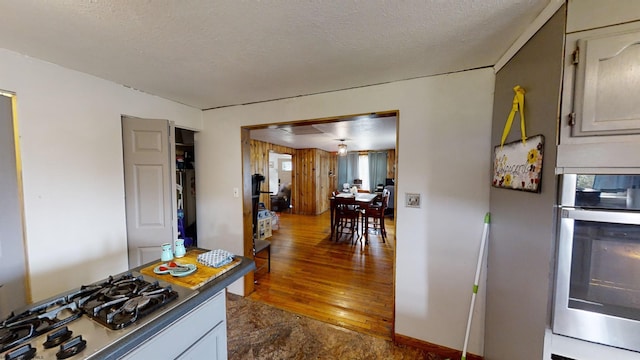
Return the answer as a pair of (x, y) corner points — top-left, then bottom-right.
(462, 212), (490, 360)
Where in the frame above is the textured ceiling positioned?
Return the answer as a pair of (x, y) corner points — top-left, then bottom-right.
(250, 115), (398, 152)
(0, 0), (550, 111)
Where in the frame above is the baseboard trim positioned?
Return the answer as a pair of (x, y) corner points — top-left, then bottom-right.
(394, 334), (484, 360)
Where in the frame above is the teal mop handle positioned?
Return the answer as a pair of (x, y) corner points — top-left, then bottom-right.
(462, 212), (490, 360)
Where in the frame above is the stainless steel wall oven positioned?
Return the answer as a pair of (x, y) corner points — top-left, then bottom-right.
(554, 174), (640, 352)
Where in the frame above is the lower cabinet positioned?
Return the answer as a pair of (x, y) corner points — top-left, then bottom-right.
(121, 290), (227, 360)
(177, 319), (227, 359)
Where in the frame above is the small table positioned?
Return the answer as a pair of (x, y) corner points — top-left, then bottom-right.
(254, 239), (271, 273)
(330, 193), (379, 243)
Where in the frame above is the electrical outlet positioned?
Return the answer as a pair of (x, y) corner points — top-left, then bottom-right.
(233, 187), (239, 198)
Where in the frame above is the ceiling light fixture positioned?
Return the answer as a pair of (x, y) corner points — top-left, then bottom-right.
(337, 140), (347, 156)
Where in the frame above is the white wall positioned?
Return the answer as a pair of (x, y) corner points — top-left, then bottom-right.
(198, 68), (495, 354)
(0, 48), (202, 301)
(2, 45), (495, 353)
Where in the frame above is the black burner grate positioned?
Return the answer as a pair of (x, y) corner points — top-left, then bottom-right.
(0, 272), (179, 354)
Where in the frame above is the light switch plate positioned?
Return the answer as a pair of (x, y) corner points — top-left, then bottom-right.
(405, 193), (421, 208)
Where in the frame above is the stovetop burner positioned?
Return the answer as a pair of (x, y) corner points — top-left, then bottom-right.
(0, 296), (82, 353)
(0, 272), (186, 358)
(0, 325), (35, 353)
(79, 274), (178, 330)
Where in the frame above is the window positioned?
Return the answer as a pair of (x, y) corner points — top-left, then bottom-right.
(337, 151), (387, 192)
(358, 154), (369, 191)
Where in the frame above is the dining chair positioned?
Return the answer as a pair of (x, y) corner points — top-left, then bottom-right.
(334, 196), (361, 243)
(362, 190), (389, 242)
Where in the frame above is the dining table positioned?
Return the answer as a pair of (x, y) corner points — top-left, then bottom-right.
(329, 192), (379, 243)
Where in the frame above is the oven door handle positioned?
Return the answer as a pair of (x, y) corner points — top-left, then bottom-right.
(562, 207), (640, 224)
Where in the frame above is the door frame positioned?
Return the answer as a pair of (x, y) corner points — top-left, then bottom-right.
(0, 90), (31, 308)
(240, 110), (399, 302)
(241, 128), (255, 293)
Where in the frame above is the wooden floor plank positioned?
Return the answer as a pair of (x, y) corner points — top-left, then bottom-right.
(249, 210), (395, 339)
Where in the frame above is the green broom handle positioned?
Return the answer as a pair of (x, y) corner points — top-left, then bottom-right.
(462, 212), (490, 360)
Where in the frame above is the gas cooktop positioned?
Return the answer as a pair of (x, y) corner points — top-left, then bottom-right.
(0, 272), (196, 360)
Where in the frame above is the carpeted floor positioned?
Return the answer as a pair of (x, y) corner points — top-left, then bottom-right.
(226, 293), (446, 360)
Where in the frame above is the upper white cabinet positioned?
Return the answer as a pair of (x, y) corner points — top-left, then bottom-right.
(571, 23), (640, 137)
(558, 19), (640, 170)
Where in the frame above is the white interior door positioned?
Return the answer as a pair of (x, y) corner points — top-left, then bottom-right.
(0, 92), (28, 316)
(122, 116), (176, 268)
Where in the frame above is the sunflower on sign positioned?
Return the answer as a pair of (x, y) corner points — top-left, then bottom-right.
(503, 173), (512, 187)
(527, 148), (539, 164)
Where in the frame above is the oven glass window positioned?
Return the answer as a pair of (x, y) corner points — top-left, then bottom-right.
(569, 220), (640, 320)
(575, 174), (640, 209)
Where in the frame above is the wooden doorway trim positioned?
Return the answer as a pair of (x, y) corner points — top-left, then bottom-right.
(241, 128), (255, 294)
(0, 91), (31, 309)
(240, 110), (400, 297)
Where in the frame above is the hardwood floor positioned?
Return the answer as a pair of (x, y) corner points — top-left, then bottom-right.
(249, 210), (395, 340)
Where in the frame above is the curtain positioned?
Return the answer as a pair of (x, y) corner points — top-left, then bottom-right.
(368, 151), (388, 192)
(337, 152), (359, 191)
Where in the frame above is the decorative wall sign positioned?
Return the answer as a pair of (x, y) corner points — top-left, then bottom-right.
(492, 134), (544, 192)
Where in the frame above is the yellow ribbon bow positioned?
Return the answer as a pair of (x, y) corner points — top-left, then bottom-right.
(500, 85), (526, 148)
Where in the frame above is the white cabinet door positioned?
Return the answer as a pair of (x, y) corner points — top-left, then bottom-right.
(120, 291), (227, 359)
(571, 23), (640, 136)
(177, 321), (227, 360)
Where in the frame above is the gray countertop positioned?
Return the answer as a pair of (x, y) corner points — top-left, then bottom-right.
(97, 255), (256, 359)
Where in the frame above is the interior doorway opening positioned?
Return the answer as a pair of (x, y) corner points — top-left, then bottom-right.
(122, 117), (199, 268)
(240, 110), (399, 338)
(175, 128), (197, 247)
(268, 152), (292, 213)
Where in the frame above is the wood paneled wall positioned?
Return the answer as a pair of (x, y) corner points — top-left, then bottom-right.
(293, 149), (315, 214)
(329, 152), (338, 196)
(386, 149), (396, 180)
(292, 148), (335, 215)
(317, 149), (333, 214)
(250, 139), (396, 215)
